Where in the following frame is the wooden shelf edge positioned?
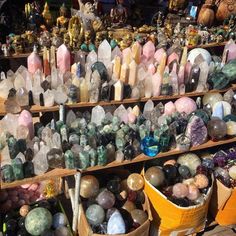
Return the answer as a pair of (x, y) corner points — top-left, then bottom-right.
(0, 86), (235, 116)
(83, 136), (236, 173)
(187, 42), (227, 49)
(0, 168), (77, 190)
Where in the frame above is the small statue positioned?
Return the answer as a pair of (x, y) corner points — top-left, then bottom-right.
(119, 33), (133, 50)
(81, 30), (96, 52)
(12, 35), (24, 55)
(110, 0), (128, 28)
(42, 2), (53, 28)
(165, 18), (173, 38)
(168, 0), (188, 12)
(95, 31), (108, 48)
(51, 27), (63, 48)
(63, 32), (70, 48)
(186, 26), (200, 46)
(57, 3), (69, 32)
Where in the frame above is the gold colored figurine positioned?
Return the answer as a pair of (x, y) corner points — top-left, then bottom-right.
(165, 18), (173, 38)
(57, 3), (69, 31)
(168, 0), (188, 12)
(42, 2), (53, 27)
(12, 35), (24, 55)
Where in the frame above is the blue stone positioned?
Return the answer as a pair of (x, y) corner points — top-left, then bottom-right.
(141, 136), (160, 157)
(52, 212), (68, 229)
(212, 102), (224, 120)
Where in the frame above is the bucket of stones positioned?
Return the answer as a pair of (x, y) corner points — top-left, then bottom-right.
(210, 179), (236, 226)
(78, 169), (152, 236)
(142, 154), (213, 236)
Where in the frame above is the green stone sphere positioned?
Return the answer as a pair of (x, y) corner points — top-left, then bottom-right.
(25, 207), (53, 236)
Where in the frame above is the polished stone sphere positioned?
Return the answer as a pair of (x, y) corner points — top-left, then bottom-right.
(177, 153), (201, 175)
(131, 209), (148, 225)
(96, 189), (115, 209)
(85, 204), (105, 226)
(229, 165), (236, 180)
(175, 97), (197, 115)
(25, 207), (52, 236)
(207, 118), (227, 141)
(172, 183), (189, 199)
(80, 175), (100, 199)
(194, 174), (209, 189)
(163, 165), (177, 180)
(187, 184), (200, 200)
(19, 205), (30, 217)
(127, 174), (144, 191)
(145, 166), (165, 187)
(202, 93), (223, 108)
(188, 48), (212, 65)
(178, 165), (191, 179)
(52, 212), (68, 229)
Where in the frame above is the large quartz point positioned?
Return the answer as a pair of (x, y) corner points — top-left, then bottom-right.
(114, 80), (124, 101)
(122, 47), (132, 65)
(143, 41), (155, 61)
(144, 74), (153, 98)
(4, 97), (21, 114)
(111, 46), (122, 60)
(16, 88), (29, 106)
(53, 86), (68, 104)
(41, 127), (54, 148)
(80, 79), (89, 102)
(91, 106), (105, 126)
(224, 39), (236, 63)
(33, 145), (50, 175)
(185, 116), (207, 146)
(128, 60), (137, 87)
(27, 49), (42, 74)
(66, 110), (76, 126)
(57, 44), (71, 73)
(132, 42), (141, 64)
(18, 110), (34, 139)
(107, 210), (126, 234)
(120, 63), (129, 84)
(114, 105), (128, 123)
(196, 61), (209, 92)
(14, 72), (26, 91)
(152, 72), (162, 97)
(86, 50), (97, 71)
(98, 40), (111, 69)
(43, 90), (55, 107)
(2, 113), (19, 137)
(112, 56), (121, 80)
(143, 99), (154, 119)
(0, 78), (14, 99)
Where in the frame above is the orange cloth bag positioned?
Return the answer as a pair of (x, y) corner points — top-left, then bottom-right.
(143, 169), (213, 236)
(210, 179), (236, 226)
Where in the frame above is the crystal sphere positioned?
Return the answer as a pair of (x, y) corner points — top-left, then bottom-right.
(226, 121), (236, 136)
(174, 97), (197, 115)
(172, 183), (189, 198)
(80, 175), (100, 199)
(187, 184), (200, 200)
(163, 165), (177, 180)
(182, 178), (195, 185)
(188, 48), (212, 65)
(25, 207), (52, 236)
(85, 204), (105, 226)
(52, 212), (68, 229)
(96, 189), (115, 209)
(207, 118), (227, 141)
(178, 165), (191, 179)
(194, 174), (209, 189)
(177, 153), (201, 176)
(131, 209), (148, 225)
(145, 166), (165, 187)
(203, 93), (223, 108)
(127, 174), (144, 191)
(20, 205), (30, 217)
(141, 136), (160, 157)
(229, 165), (236, 180)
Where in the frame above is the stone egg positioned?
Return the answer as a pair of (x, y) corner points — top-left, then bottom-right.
(172, 183), (189, 199)
(177, 153), (201, 175)
(107, 210), (126, 235)
(194, 174), (209, 189)
(188, 48), (212, 65)
(226, 121), (236, 136)
(25, 207), (52, 236)
(163, 165), (177, 180)
(54, 226), (70, 236)
(131, 209), (148, 225)
(127, 174), (144, 191)
(52, 212), (68, 229)
(122, 200), (136, 213)
(182, 178), (195, 185)
(145, 166), (165, 187)
(229, 165), (236, 180)
(203, 93), (223, 108)
(96, 189), (115, 209)
(207, 118), (227, 141)
(85, 204), (105, 226)
(178, 165), (191, 179)
(187, 184), (200, 201)
(174, 97), (197, 115)
(19, 205), (30, 217)
(212, 101), (232, 119)
(80, 175), (99, 199)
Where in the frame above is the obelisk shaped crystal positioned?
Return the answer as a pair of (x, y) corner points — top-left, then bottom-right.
(169, 63), (179, 95)
(80, 79), (89, 102)
(114, 80), (124, 101)
(131, 42), (142, 64)
(91, 105), (105, 126)
(143, 41), (155, 61)
(152, 72), (162, 97)
(196, 61), (209, 92)
(98, 40), (111, 69)
(128, 60), (137, 87)
(14, 73), (26, 91)
(122, 47), (132, 65)
(120, 63), (129, 84)
(18, 110), (34, 139)
(57, 44), (71, 73)
(113, 56), (121, 80)
(27, 46), (43, 74)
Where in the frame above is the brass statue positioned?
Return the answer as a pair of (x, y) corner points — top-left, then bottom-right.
(12, 35), (24, 55)
(168, 0), (188, 12)
(110, 0), (128, 28)
(57, 3), (69, 31)
(68, 16), (84, 49)
(42, 2), (53, 27)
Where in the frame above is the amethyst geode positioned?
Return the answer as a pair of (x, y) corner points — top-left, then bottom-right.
(185, 115), (208, 147)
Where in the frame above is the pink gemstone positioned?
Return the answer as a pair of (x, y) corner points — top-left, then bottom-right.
(185, 62), (192, 82)
(175, 97), (197, 114)
(148, 64), (156, 75)
(128, 112), (136, 124)
(178, 65), (185, 85)
(18, 110), (34, 139)
(225, 41), (236, 62)
(143, 41), (155, 61)
(167, 52), (179, 66)
(27, 52), (42, 74)
(152, 72), (162, 97)
(154, 48), (165, 64)
(164, 101), (176, 115)
(57, 44), (71, 74)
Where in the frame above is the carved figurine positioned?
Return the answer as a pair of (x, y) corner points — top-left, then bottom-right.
(57, 3), (69, 32)
(216, 0), (236, 22)
(165, 18), (173, 38)
(198, 0), (215, 27)
(51, 27), (63, 48)
(110, 0), (128, 28)
(12, 35), (24, 55)
(168, 0), (188, 12)
(42, 2), (53, 27)
(186, 26), (200, 46)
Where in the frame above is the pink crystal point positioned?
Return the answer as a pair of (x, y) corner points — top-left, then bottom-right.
(27, 47), (42, 74)
(143, 41), (155, 61)
(178, 65), (185, 85)
(185, 61), (192, 83)
(167, 52), (179, 66)
(57, 44), (71, 74)
(164, 101), (176, 115)
(154, 48), (165, 64)
(152, 72), (162, 97)
(175, 97), (197, 115)
(224, 40), (236, 62)
(18, 110), (34, 139)
(148, 64), (156, 75)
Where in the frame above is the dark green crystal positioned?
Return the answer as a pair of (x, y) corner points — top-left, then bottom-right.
(2, 165), (14, 182)
(7, 136), (19, 159)
(97, 146), (107, 166)
(12, 158), (24, 180)
(65, 150), (75, 169)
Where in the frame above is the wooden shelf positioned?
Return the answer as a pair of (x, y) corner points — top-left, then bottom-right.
(83, 136), (236, 173)
(1, 168), (77, 190)
(0, 85), (235, 116)
(187, 42), (227, 50)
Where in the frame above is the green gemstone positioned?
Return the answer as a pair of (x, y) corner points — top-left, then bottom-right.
(115, 137), (125, 150)
(2, 165), (14, 182)
(89, 44), (96, 51)
(89, 148), (97, 167)
(7, 136), (19, 159)
(12, 158), (24, 180)
(223, 114), (236, 122)
(79, 151), (90, 169)
(65, 150), (75, 169)
(110, 39), (117, 49)
(81, 43), (88, 52)
(97, 146), (107, 166)
(56, 120), (64, 132)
